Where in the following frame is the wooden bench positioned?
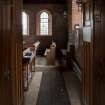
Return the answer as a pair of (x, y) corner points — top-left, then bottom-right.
(22, 41), (40, 91)
(23, 57), (30, 90)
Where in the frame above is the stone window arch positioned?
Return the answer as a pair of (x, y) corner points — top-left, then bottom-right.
(36, 10), (52, 36)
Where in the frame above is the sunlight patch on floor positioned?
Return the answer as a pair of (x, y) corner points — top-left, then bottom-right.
(24, 72), (42, 105)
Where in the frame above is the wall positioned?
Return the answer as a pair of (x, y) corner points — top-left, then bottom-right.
(68, 0), (93, 104)
(72, 0), (83, 69)
(72, 0), (82, 29)
(67, 0), (83, 69)
(23, 4), (68, 49)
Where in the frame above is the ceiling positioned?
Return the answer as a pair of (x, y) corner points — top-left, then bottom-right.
(23, 0), (67, 4)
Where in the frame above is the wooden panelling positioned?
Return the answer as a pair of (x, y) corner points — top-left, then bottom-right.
(93, 0), (105, 105)
(83, 42), (92, 105)
(11, 0), (23, 105)
(0, 0), (23, 105)
(0, 1), (13, 105)
(68, 0), (105, 105)
(82, 0), (93, 105)
(82, 0), (105, 105)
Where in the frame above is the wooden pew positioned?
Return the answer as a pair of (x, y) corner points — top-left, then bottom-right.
(44, 42), (56, 65)
(22, 41), (40, 90)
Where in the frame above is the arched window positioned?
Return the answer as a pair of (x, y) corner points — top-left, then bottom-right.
(36, 10), (52, 36)
(40, 12), (48, 35)
(22, 12), (29, 35)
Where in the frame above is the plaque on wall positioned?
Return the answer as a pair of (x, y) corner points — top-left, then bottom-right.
(83, 27), (91, 42)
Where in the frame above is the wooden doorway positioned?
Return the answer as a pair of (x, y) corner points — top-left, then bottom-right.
(0, 0), (23, 105)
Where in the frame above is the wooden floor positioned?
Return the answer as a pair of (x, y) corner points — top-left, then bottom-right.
(24, 72), (42, 105)
(63, 71), (82, 105)
(24, 57), (82, 105)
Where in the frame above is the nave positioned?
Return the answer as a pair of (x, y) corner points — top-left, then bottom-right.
(0, 0), (105, 105)
(24, 57), (81, 105)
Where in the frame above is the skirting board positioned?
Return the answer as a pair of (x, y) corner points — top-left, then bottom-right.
(72, 61), (82, 82)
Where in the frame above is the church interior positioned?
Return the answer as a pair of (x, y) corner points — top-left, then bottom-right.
(0, 0), (105, 105)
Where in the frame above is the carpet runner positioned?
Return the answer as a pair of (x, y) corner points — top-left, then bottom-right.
(36, 71), (71, 105)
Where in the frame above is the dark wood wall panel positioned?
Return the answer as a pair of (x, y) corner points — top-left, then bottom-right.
(0, 0), (23, 105)
(83, 0), (105, 105)
(93, 0), (105, 105)
(83, 42), (92, 105)
(82, 0), (93, 104)
(12, 0), (23, 105)
(68, 0), (105, 105)
(0, 2), (12, 105)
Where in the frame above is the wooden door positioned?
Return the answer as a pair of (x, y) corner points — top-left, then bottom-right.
(93, 0), (105, 105)
(0, 0), (23, 105)
(12, 0), (23, 105)
(0, 1), (13, 105)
